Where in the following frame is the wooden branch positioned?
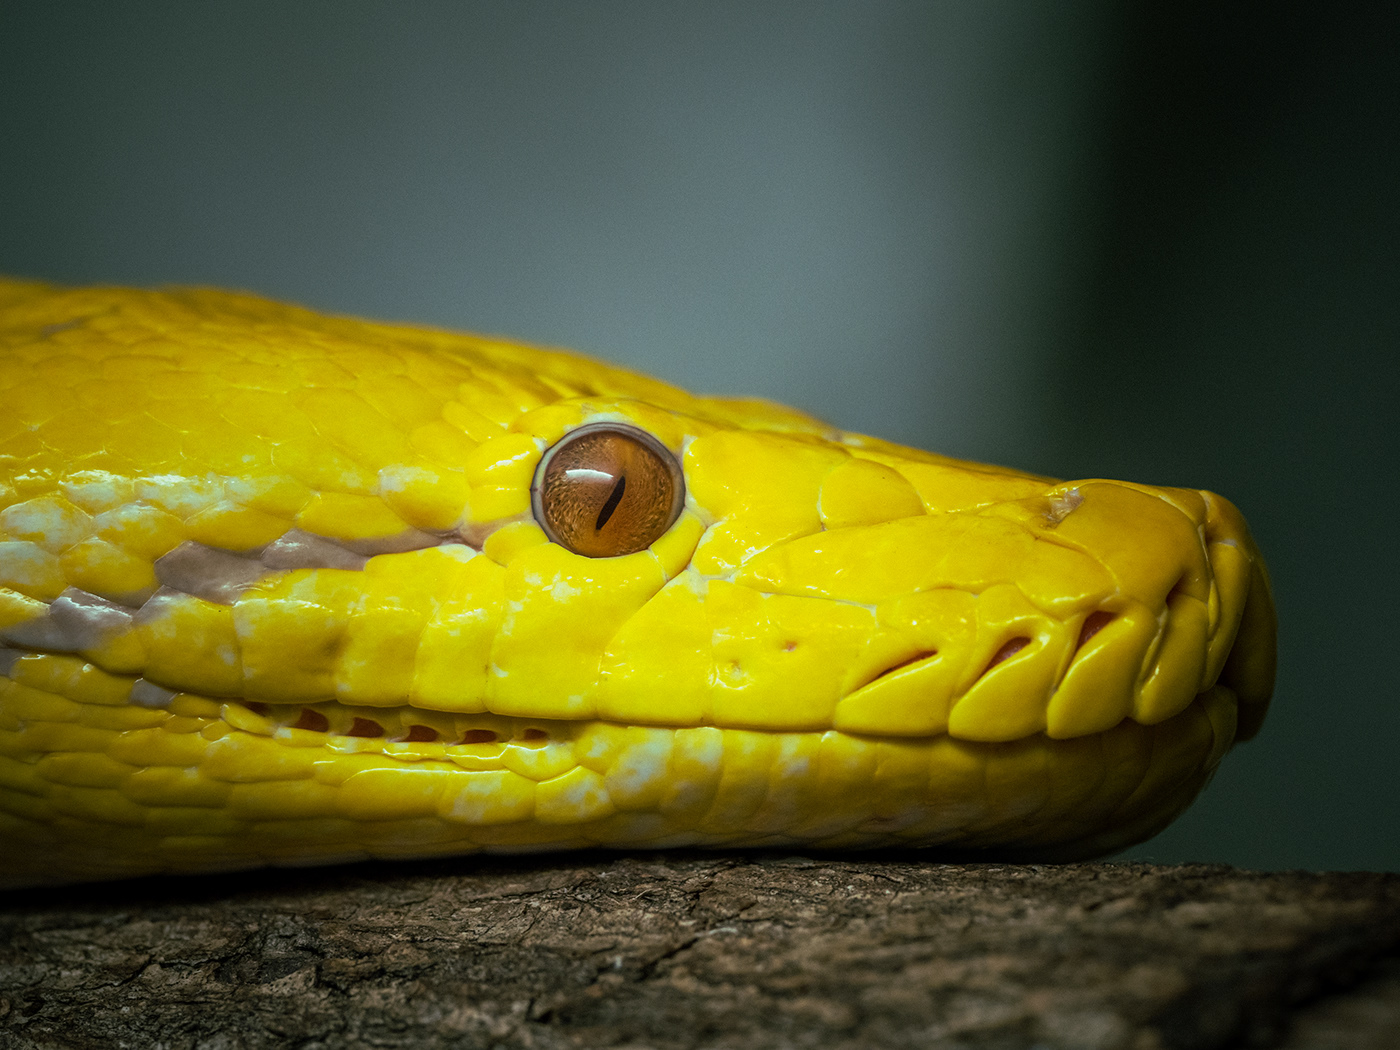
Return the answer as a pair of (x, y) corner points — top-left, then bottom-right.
(2, 855), (1397, 1048)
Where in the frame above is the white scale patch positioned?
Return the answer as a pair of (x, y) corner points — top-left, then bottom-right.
(130, 678), (177, 708)
(0, 517), (466, 660)
(0, 587), (133, 653)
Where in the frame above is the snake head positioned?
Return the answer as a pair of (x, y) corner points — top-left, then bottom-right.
(0, 280), (1278, 880)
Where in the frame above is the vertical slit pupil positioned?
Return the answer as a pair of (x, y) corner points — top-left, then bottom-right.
(595, 473), (627, 530)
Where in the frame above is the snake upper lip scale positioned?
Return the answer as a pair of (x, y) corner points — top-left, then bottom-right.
(0, 279), (1277, 888)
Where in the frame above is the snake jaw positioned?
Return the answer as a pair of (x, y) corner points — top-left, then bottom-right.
(0, 280), (1278, 884)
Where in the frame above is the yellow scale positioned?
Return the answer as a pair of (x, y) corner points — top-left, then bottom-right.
(0, 279), (1276, 887)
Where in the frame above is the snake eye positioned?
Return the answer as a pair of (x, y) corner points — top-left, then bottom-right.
(532, 423), (685, 558)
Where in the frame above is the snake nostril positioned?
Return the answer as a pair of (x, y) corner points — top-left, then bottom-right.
(1075, 611), (1115, 652)
(980, 637), (1031, 680)
(458, 728), (499, 745)
(347, 717), (385, 738)
(291, 708), (329, 733)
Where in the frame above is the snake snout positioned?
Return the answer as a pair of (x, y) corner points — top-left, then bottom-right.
(1033, 482), (1276, 743)
(1120, 489), (1276, 740)
(1201, 502), (1277, 741)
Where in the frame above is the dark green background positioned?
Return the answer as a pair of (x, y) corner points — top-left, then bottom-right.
(2, 3), (1395, 871)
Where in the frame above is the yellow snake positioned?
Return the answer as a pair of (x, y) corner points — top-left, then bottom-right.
(0, 279), (1276, 888)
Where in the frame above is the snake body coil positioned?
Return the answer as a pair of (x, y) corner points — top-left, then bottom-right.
(0, 280), (1276, 887)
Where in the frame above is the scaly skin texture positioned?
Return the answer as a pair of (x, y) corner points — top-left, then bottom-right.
(0, 279), (1276, 887)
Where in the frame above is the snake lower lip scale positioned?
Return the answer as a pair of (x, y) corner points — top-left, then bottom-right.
(0, 279), (1277, 888)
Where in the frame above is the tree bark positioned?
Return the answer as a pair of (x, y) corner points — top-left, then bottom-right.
(1, 854), (1397, 1049)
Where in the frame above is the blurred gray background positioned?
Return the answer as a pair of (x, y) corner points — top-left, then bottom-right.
(2, 2), (1395, 871)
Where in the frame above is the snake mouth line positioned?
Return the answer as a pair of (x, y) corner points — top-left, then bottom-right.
(223, 699), (561, 755)
(217, 575), (1242, 757)
(221, 698), (994, 755)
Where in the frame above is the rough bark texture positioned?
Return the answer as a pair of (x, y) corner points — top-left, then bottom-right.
(1, 854), (1397, 1049)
